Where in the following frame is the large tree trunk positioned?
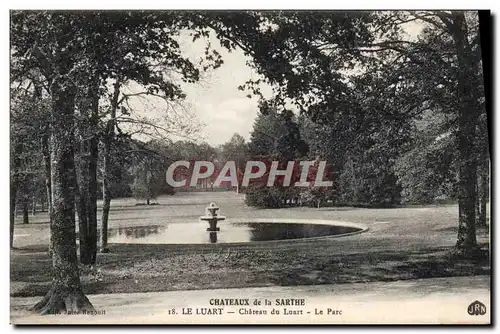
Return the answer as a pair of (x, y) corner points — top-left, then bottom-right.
(32, 195), (37, 216)
(477, 157), (489, 226)
(100, 80), (120, 253)
(10, 140), (22, 248)
(474, 181), (480, 220)
(476, 107), (489, 227)
(74, 82), (100, 264)
(100, 154), (111, 253)
(75, 168), (91, 265)
(42, 128), (53, 255)
(87, 84), (99, 264)
(75, 103), (91, 265)
(22, 196), (29, 224)
(451, 12), (480, 257)
(32, 75), (94, 315)
(10, 185), (17, 248)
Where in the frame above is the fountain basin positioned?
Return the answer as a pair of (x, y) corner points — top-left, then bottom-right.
(199, 216), (226, 220)
(107, 219), (368, 245)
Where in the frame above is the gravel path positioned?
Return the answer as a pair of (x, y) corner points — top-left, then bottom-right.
(11, 275), (490, 324)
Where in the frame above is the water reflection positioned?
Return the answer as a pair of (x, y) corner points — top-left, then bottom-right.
(249, 223), (359, 241)
(209, 232), (217, 243)
(107, 222), (361, 244)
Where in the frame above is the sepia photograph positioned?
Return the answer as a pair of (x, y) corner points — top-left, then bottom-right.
(8, 8), (491, 325)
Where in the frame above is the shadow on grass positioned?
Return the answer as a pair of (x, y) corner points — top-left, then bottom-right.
(269, 247), (490, 287)
(11, 244), (490, 298)
(11, 245), (50, 254)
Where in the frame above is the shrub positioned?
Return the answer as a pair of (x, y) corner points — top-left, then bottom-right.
(245, 184), (303, 208)
(338, 156), (401, 207)
(245, 184), (280, 208)
(299, 187), (329, 207)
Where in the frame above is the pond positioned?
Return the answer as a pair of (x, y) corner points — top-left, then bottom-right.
(107, 221), (363, 244)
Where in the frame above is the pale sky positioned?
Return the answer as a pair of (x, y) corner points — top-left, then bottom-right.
(123, 31), (271, 147)
(176, 32), (271, 146)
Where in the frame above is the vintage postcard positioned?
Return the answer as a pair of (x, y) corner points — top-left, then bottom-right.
(9, 9), (491, 325)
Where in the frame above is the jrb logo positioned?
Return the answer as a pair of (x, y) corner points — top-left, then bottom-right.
(467, 300), (486, 315)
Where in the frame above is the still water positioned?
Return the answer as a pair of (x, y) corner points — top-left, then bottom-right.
(107, 222), (361, 244)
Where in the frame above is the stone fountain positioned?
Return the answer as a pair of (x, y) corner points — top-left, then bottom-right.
(200, 202), (225, 243)
(200, 202), (225, 232)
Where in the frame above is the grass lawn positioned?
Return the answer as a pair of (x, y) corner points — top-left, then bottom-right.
(10, 192), (490, 298)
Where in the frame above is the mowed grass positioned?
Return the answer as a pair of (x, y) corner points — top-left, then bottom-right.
(10, 192), (490, 297)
